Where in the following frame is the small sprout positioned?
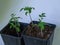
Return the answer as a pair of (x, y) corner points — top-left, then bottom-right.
(20, 7), (35, 15)
(38, 13), (46, 30)
(9, 13), (20, 32)
(38, 13), (46, 37)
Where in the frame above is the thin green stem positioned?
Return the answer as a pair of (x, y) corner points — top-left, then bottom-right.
(41, 28), (43, 37)
(39, 19), (43, 37)
(29, 13), (33, 25)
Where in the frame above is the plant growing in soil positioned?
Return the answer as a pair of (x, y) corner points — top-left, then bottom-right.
(38, 13), (46, 37)
(20, 7), (35, 25)
(10, 13), (20, 33)
(9, 13), (21, 45)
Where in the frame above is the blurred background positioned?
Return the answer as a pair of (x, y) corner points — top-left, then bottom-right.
(0, 0), (60, 45)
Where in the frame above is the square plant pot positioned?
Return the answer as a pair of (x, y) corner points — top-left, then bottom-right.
(0, 22), (28, 45)
(22, 21), (56, 45)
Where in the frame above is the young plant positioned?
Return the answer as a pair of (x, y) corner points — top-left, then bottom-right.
(9, 13), (21, 45)
(20, 7), (35, 25)
(38, 13), (46, 37)
(9, 13), (20, 33)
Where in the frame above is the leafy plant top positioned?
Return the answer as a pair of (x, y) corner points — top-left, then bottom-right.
(38, 13), (46, 30)
(9, 13), (20, 32)
(20, 7), (35, 15)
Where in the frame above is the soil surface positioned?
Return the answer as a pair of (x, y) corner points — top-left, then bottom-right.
(1, 24), (21, 37)
(24, 23), (54, 39)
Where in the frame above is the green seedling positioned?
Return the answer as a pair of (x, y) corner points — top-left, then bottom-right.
(38, 13), (46, 37)
(9, 13), (20, 33)
(9, 13), (21, 45)
(20, 7), (35, 25)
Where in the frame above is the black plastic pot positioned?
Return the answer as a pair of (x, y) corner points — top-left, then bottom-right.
(22, 21), (56, 45)
(0, 22), (28, 45)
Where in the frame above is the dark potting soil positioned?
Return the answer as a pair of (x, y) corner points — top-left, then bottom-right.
(1, 24), (21, 37)
(24, 24), (54, 39)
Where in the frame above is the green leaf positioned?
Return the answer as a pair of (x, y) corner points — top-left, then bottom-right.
(41, 25), (44, 30)
(20, 7), (35, 15)
(15, 17), (20, 19)
(24, 7), (29, 10)
(20, 8), (24, 11)
(10, 18), (12, 20)
(10, 23), (14, 26)
(32, 7), (35, 10)
(39, 13), (46, 17)
(25, 12), (28, 15)
(16, 27), (20, 32)
(29, 9), (31, 13)
(39, 15), (42, 17)
(17, 23), (20, 27)
(11, 13), (16, 18)
(10, 23), (16, 28)
(38, 22), (45, 30)
(41, 13), (46, 17)
(10, 25), (13, 29)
